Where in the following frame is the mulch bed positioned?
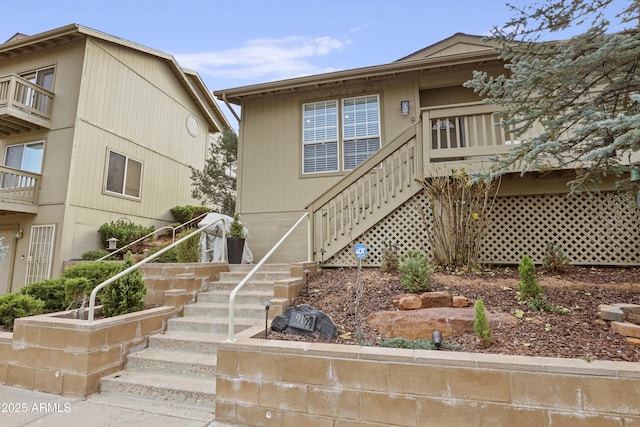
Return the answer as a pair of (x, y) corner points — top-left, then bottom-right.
(269, 266), (640, 362)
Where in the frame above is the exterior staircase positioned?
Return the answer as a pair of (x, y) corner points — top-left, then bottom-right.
(95, 263), (293, 421)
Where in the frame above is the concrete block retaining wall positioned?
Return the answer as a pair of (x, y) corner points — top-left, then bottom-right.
(215, 339), (640, 427)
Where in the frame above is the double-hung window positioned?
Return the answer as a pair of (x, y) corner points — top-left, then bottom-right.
(303, 100), (339, 173)
(302, 95), (380, 174)
(105, 150), (142, 198)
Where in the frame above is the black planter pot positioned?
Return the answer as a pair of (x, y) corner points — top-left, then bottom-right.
(227, 237), (245, 264)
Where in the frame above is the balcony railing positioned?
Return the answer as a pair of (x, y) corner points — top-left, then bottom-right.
(0, 165), (40, 206)
(422, 102), (544, 174)
(0, 74), (53, 135)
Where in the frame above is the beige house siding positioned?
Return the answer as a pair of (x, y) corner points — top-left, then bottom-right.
(0, 25), (228, 292)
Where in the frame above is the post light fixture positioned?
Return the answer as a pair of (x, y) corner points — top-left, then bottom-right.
(107, 237), (119, 251)
(304, 268), (310, 293)
(432, 330), (443, 349)
(400, 100), (410, 116)
(319, 248), (326, 268)
(262, 299), (272, 339)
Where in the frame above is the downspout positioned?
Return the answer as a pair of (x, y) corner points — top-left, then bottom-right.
(222, 93), (241, 124)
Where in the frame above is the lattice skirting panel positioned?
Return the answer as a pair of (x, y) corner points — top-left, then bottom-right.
(324, 191), (640, 267)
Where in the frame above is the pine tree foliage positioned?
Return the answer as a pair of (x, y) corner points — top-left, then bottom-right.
(465, 0), (640, 195)
(190, 127), (237, 216)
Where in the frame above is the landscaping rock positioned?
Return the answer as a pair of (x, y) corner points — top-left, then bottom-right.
(398, 295), (422, 310)
(419, 291), (452, 308)
(452, 295), (471, 308)
(271, 304), (337, 340)
(366, 307), (504, 340)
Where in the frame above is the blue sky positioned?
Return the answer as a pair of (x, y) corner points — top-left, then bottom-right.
(2, 0), (630, 124)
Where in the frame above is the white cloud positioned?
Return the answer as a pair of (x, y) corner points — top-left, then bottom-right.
(174, 35), (349, 84)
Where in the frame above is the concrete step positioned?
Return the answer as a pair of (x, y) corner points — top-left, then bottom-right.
(100, 370), (216, 410)
(184, 302), (266, 319)
(197, 289), (273, 304)
(206, 279), (276, 292)
(126, 348), (217, 377)
(227, 263), (290, 272)
(218, 270), (291, 282)
(148, 331), (226, 354)
(168, 316), (258, 334)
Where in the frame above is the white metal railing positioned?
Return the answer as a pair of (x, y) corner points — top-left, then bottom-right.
(97, 211), (213, 261)
(87, 217), (225, 323)
(226, 212), (311, 342)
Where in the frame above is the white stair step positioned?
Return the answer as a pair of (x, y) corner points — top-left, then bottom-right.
(148, 331), (226, 354)
(168, 316), (258, 334)
(184, 302), (266, 319)
(126, 348), (217, 377)
(100, 371), (215, 409)
(197, 289), (273, 304)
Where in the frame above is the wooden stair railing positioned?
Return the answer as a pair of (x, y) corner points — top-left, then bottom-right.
(306, 123), (424, 262)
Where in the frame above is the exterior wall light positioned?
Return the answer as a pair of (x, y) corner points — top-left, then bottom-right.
(15, 228), (23, 239)
(401, 100), (410, 116)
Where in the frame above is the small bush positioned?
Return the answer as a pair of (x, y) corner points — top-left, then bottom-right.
(542, 243), (571, 273)
(62, 262), (122, 301)
(175, 228), (201, 263)
(170, 205), (212, 225)
(229, 213), (244, 238)
(149, 246), (178, 263)
(518, 255), (543, 300)
(398, 250), (432, 293)
(81, 249), (113, 261)
(379, 337), (461, 351)
(100, 256), (147, 317)
(379, 241), (399, 272)
(97, 220), (154, 251)
(19, 279), (68, 313)
(64, 278), (92, 309)
(0, 294), (45, 329)
(474, 298), (492, 347)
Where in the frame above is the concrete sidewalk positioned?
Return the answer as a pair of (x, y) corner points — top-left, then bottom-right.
(0, 384), (235, 426)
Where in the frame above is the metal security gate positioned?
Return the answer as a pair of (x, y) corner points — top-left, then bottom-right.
(25, 224), (55, 285)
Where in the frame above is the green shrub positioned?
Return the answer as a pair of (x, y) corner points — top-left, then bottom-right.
(398, 250), (432, 293)
(175, 228), (201, 263)
(170, 205), (212, 225)
(542, 243), (571, 273)
(229, 213), (244, 238)
(81, 249), (113, 261)
(474, 298), (492, 347)
(518, 255), (543, 300)
(149, 246), (178, 263)
(0, 294), (45, 329)
(379, 241), (399, 272)
(19, 279), (67, 313)
(97, 220), (154, 251)
(379, 337), (461, 351)
(64, 278), (92, 309)
(62, 262), (122, 288)
(100, 257), (146, 317)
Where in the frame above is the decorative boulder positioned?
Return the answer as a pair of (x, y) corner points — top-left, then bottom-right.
(271, 304), (338, 340)
(398, 295), (422, 310)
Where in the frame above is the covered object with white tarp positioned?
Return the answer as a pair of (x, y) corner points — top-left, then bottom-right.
(197, 212), (254, 263)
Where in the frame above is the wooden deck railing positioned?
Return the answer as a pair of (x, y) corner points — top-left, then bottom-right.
(0, 74), (54, 121)
(306, 102), (547, 262)
(0, 165), (40, 205)
(306, 125), (423, 261)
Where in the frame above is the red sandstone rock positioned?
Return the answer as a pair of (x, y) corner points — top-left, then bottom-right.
(452, 295), (471, 308)
(398, 295), (422, 310)
(419, 291), (452, 308)
(366, 307), (504, 339)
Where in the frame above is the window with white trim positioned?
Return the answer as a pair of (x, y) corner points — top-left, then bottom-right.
(302, 95), (380, 174)
(343, 95), (380, 170)
(105, 150), (142, 198)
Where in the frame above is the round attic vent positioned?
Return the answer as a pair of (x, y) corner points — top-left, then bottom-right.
(186, 116), (199, 137)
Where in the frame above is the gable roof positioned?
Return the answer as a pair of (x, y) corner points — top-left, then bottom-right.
(214, 33), (500, 105)
(0, 23), (229, 132)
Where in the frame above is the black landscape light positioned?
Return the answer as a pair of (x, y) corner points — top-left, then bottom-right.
(432, 330), (443, 349)
(304, 268), (310, 292)
(262, 299), (272, 339)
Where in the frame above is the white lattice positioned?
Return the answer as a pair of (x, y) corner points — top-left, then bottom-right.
(325, 191), (640, 267)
